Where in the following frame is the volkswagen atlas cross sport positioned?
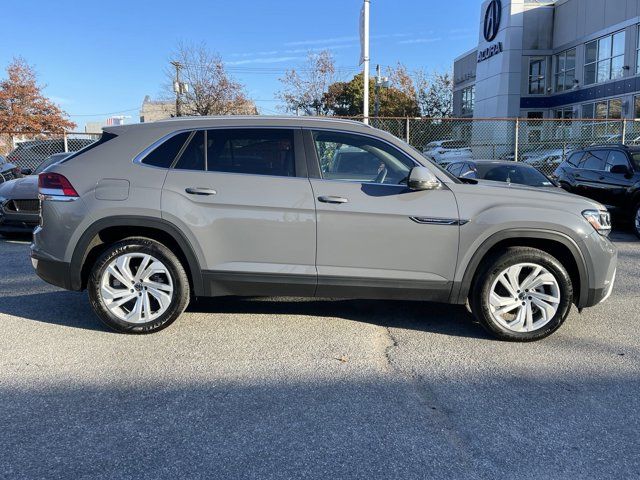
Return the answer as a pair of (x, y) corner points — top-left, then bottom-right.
(31, 117), (617, 341)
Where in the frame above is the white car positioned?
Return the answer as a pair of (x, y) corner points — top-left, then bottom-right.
(422, 140), (473, 166)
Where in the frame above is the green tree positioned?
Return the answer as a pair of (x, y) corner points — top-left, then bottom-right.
(323, 71), (419, 117)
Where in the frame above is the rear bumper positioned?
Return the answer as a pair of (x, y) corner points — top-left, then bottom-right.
(31, 251), (76, 291)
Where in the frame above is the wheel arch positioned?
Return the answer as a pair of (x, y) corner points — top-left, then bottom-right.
(70, 216), (205, 296)
(452, 229), (590, 308)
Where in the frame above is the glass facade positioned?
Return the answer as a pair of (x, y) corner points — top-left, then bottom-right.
(461, 85), (475, 116)
(554, 49), (576, 92)
(584, 31), (625, 85)
(528, 58), (546, 94)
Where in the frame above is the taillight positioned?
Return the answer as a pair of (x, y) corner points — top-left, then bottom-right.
(38, 172), (79, 197)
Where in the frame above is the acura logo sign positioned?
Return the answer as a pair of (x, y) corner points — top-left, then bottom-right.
(483, 0), (502, 42)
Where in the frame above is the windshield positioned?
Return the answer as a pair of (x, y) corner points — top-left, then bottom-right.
(476, 164), (554, 187)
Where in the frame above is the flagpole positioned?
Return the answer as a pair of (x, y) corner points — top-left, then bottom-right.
(363, 0), (370, 125)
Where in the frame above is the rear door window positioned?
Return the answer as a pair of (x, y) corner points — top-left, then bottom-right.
(142, 132), (191, 168)
(580, 150), (607, 171)
(206, 129), (295, 177)
(565, 152), (584, 167)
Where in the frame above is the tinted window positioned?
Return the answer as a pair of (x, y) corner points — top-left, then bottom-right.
(142, 132), (191, 168)
(566, 152), (584, 167)
(459, 163), (478, 178)
(447, 163), (463, 176)
(313, 130), (414, 184)
(60, 132), (116, 163)
(476, 164), (553, 187)
(580, 151), (607, 171)
(606, 151), (630, 172)
(34, 153), (70, 174)
(206, 129), (295, 177)
(174, 131), (206, 171)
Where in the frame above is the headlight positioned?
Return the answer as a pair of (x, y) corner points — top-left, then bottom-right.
(582, 209), (611, 236)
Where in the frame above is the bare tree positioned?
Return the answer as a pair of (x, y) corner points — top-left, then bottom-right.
(277, 50), (336, 115)
(414, 69), (454, 118)
(166, 42), (256, 116)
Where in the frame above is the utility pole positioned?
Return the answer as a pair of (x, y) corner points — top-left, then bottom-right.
(171, 61), (184, 117)
(374, 64), (380, 119)
(374, 64), (389, 120)
(361, 0), (370, 125)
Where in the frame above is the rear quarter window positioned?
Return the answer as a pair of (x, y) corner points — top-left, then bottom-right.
(142, 132), (191, 168)
(565, 152), (583, 167)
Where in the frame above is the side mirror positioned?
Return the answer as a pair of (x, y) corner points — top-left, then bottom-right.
(610, 164), (631, 175)
(21, 168), (33, 176)
(408, 166), (441, 191)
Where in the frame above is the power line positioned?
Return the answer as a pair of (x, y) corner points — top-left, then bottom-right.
(69, 107), (139, 117)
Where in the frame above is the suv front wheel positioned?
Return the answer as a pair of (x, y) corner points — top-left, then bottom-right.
(88, 238), (190, 333)
(472, 247), (573, 341)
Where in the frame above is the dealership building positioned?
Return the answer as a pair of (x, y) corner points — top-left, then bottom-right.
(453, 0), (640, 121)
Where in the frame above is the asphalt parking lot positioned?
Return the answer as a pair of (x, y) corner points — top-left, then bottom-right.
(0, 232), (639, 479)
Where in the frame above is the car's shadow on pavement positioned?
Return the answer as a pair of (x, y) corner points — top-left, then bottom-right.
(0, 291), (110, 332)
(189, 296), (490, 340)
(0, 290), (489, 339)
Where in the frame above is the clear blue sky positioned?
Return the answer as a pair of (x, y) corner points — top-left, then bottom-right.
(3, 0), (481, 129)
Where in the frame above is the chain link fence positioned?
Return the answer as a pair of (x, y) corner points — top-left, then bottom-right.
(1, 119), (639, 179)
(365, 117), (639, 178)
(0, 132), (99, 172)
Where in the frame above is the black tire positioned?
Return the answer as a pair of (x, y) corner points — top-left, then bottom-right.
(88, 237), (190, 334)
(632, 203), (640, 240)
(471, 247), (573, 342)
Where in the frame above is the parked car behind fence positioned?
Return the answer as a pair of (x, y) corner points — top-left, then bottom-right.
(7, 137), (95, 170)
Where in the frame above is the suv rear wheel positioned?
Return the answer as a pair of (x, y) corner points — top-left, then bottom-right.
(88, 237), (190, 333)
(472, 247), (573, 341)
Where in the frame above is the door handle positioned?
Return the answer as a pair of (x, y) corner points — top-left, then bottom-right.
(185, 187), (217, 196)
(318, 195), (348, 204)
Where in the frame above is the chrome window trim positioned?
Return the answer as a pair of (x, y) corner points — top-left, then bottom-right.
(133, 126), (301, 179)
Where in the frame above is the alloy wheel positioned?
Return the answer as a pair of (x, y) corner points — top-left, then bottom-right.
(99, 253), (174, 323)
(488, 262), (561, 333)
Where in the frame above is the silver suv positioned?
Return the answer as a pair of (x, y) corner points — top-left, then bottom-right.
(31, 117), (617, 341)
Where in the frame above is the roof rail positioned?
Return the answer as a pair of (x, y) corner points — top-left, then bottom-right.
(585, 143), (627, 148)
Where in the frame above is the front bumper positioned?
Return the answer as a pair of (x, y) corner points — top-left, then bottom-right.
(581, 232), (617, 308)
(0, 205), (39, 233)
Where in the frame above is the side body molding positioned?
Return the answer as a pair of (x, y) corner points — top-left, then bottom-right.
(451, 229), (591, 308)
(69, 216), (205, 295)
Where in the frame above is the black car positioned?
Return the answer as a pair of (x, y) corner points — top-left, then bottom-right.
(446, 160), (559, 189)
(553, 145), (640, 238)
(0, 155), (22, 184)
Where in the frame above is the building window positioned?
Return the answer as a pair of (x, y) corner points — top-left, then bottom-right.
(461, 85), (475, 115)
(637, 27), (640, 75)
(528, 58), (546, 94)
(583, 98), (623, 119)
(635, 96), (640, 118)
(584, 31), (625, 85)
(554, 107), (574, 119)
(554, 49), (576, 92)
